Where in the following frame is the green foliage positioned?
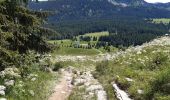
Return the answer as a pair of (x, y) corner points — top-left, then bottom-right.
(0, 1), (54, 99)
(0, 47), (18, 71)
(53, 62), (63, 71)
(0, 1), (52, 53)
(147, 52), (168, 70)
(52, 47), (99, 55)
(144, 68), (170, 99)
(95, 44), (170, 99)
(69, 87), (87, 100)
(17, 52), (36, 77)
(96, 60), (109, 75)
(6, 71), (55, 100)
(116, 77), (131, 90)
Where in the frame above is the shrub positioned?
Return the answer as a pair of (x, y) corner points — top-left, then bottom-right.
(96, 60), (109, 75)
(147, 52), (168, 70)
(115, 77), (131, 90)
(144, 68), (170, 99)
(53, 62), (63, 71)
(20, 65), (31, 77)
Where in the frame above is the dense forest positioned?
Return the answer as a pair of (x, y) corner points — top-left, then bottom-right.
(29, 0), (170, 47)
(47, 18), (169, 47)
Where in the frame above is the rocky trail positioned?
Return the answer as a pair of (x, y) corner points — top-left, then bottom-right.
(72, 70), (107, 100)
(48, 67), (107, 100)
(48, 69), (73, 100)
(48, 36), (170, 100)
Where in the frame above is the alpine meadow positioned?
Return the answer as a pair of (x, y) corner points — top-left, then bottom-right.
(0, 0), (170, 100)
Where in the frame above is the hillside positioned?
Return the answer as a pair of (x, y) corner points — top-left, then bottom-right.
(28, 0), (170, 48)
(48, 35), (170, 100)
(153, 3), (170, 11)
(29, 0), (170, 22)
(1, 0), (170, 100)
(94, 36), (170, 99)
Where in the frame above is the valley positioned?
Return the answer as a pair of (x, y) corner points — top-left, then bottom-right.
(48, 31), (115, 55)
(0, 0), (170, 100)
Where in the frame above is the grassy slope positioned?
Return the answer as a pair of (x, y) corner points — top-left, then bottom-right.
(152, 18), (170, 24)
(48, 31), (112, 55)
(53, 47), (100, 55)
(6, 72), (58, 100)
(95, 38), (170, 100)
(48, 39), (72, 45)
(48, 31), (109, 44)
(79, 31), (109, 39)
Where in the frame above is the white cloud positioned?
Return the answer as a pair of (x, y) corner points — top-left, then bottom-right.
(38, 0), (48, 1)
(144, 0), (170, 3)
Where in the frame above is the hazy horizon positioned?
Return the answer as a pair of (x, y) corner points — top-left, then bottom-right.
(38, 0), (170, 3)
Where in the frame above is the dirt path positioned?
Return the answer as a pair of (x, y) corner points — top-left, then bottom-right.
(48, 70), (73, 100)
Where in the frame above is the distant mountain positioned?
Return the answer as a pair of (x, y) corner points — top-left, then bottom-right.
(28, 0), (170, 46)
(28, 0), (170, 23)
(153, 3), (170, 11)
(108, 0), (146, 6)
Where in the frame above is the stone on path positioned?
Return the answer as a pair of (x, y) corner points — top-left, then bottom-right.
(113, 83), (132, 100)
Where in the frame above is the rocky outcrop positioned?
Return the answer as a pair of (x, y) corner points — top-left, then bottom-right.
(72, 71), (107, 100)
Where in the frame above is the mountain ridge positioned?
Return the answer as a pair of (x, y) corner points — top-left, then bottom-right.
(35, 0), (170, 7)
(29, 0), (170, 22)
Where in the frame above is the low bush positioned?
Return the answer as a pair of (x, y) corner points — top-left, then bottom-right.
(144, 68), (170, 99)
(116, 78), (131, 90)
(53, 62), (63, 71)
(96, 60), (109, 75)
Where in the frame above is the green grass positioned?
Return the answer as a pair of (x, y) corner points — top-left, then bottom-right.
(152, 18), (170, 24)
(77, 31), (109, 41)
(48, 39), (72, 45)
(59, 60), (97, 71)
(94, 45), (170, 100)
(52, 47), (100, 55)
(68, 87), (86, 100)
(6, 71), (58, 100)
(48, 31), (109, 45)
(68, 86), (97, 100)
(82, 31), (109, 37)
(48, 39), (96, 47)
(47, 31), (112, 55)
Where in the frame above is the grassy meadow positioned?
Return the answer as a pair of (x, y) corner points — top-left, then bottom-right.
(79, 31), (109, 40)
(48, 39), (72, 45)
(152, 18), (170, 24)
(52, 47), (100, 55)
(48, 31), (114, 55)
(48, 31), (109, 45)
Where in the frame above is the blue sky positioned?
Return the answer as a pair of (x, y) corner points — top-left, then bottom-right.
(38, 0), (170, 3)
